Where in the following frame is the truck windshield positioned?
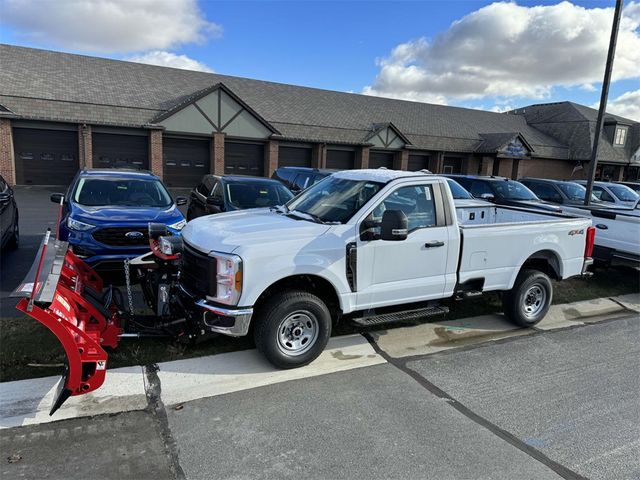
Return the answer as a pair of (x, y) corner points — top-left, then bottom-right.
(286, 176), (383, 223)
(73, 177), (173, 207)
(493, 181), (538, 201)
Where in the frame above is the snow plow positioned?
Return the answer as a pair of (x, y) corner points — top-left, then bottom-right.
(12, 224), (203, 415)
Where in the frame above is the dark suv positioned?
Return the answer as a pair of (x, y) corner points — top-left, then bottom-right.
(187, 175), (294, 221)
(0, 175), (18, 250)
(272, 167), (336, 194)
(444, 175), (562, 212)
(519, 178), (601, 206)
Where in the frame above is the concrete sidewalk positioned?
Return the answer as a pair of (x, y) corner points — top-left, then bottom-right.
(1, 293), (637, 429)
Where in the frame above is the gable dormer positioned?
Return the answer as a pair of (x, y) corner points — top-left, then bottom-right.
(603, 117), (630, 148)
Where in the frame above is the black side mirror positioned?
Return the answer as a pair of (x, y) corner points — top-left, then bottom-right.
(0, 192), (10, 203)
(50, 193), (65, 204)
(206, 196), (224, 207)
(175, 196), (188, 206)
(380, 210), (408, 241)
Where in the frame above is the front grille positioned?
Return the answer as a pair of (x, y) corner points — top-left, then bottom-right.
(181, 242), (217, 298)
(92, 227), (149, 247)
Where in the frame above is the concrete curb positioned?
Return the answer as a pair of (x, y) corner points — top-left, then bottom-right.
(1, 294), (637, 429)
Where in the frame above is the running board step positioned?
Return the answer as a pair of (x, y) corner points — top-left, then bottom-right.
(351, 305), (449, 327)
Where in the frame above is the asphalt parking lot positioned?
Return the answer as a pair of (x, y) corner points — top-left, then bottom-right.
(1, 314), (638, 479)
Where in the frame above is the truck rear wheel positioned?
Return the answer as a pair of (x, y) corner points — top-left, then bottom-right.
(503, 269), (552, 327)
(254, 290), (332, 369)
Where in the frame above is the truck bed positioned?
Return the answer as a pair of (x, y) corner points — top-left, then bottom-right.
(456, 206), (591, 292)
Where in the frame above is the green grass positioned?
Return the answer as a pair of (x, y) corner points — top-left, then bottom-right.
(1, 266), (638, 382)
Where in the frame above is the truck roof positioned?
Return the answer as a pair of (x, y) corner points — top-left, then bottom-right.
(333, 169), (430, 183)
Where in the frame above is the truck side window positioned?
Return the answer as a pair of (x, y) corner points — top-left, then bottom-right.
(369, 185), (436, 232)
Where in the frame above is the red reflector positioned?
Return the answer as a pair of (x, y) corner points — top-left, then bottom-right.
(585, 226), (596, 258)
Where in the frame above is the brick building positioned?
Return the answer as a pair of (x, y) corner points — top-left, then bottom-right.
(0, 44), (638, 187)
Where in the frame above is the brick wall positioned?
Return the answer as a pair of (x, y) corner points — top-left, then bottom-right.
(517, 158), (587, 180)
(78, 124), (93, 168)
(396, 150), (409, 170)
(149, 129), (163, 179)
(356, 146), (370, 169)
(0, 118), (15, 185)
(212, 132), (225, 175)
(477, 156), (494, 175)
(265, 140), (278, 177)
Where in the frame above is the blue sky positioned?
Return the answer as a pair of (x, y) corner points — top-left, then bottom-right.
(1, 0), (639, 119)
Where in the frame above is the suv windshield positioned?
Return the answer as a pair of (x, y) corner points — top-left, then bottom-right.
(226, 182), (294, 209)
(73, 177), (173, 207)
(608, 184), (639, 202)
(286, 176), (383, 223)
(446, 179), (472, 199)
(492, 181), (538, 200)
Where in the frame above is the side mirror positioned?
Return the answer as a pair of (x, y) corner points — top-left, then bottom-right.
(50, 193), (65, 204)
(175, 196), (188, 206)
(206, 196), (224, 207)
(479, 193), (495, 201)
(380, 210), (408, 241)
(0, 192), (10, 203)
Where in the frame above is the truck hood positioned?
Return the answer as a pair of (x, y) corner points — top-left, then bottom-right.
(182, 209), (331, 254)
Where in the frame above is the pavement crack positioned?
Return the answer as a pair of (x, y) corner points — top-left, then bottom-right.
(362, 332), (588, 480)
(144, 364), (186, 480)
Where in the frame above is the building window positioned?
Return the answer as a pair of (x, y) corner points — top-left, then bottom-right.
(614, 127), (627, 146)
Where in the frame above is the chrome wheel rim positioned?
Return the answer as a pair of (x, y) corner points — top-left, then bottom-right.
(523, 283), (546, 318)
(277, 310), (319, 356)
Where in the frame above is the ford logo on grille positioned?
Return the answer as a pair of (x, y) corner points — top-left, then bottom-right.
(125, 231), (144, 238)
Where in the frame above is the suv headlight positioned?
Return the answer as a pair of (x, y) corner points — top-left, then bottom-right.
(168, 219), (187, 231)
(208, 252), (243, 305)
(67, 217), (95, 231)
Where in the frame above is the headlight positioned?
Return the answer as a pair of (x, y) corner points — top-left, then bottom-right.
(209, 252), (243, 305)
(67, 217), (95, 231)
(168, 219), (187, 231)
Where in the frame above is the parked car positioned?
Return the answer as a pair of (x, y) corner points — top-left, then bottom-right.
(0, 175), (19, 250)
(52, 169), (187, 269)
(571, 180), (639, 207)
(272, 167), (336, 194)
(445, 177), (493, 225)
(614, 181), (640, 194)
(176, 169), (593, 368)
(519, 178), (602, 206)
(187, 175), (294, 221)
(444, 175), (562, 212)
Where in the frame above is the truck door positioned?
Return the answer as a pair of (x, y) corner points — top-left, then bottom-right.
(355, 182), (452, 308)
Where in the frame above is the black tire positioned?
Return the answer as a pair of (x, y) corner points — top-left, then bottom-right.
(502, 269), (552, 327)
(254, 290), (332, 369)
(7, 215), (18, 250)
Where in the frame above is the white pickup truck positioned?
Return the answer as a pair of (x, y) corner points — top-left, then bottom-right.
(180, 170), (594, 368)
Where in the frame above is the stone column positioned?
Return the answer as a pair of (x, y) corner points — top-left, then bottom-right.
(149, 129), (163, 179)
(0, 118), (15, 185)
(396, 149), (409, 170)
(356, 146), (370, 169)
(478, 156), (494, 176)
(265, 140), (279, 177)
(78, 124), (93, 169)
(212, 132), (226, 175)
(312, 144), (326, 169)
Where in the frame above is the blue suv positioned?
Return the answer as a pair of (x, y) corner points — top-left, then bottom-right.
(52, 169), (187, 269)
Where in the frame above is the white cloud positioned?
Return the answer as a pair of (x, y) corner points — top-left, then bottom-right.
(597, 90), (640, 122)
(127, 51), (213, 72)
(363, 1), (640, 105)
(0, 0), (222, 53)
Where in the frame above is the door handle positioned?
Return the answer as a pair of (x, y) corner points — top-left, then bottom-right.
(424, 241), (445, 248)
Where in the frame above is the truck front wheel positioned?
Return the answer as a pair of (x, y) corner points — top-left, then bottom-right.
(254, 290), (332, 369)
(502, 269), (553, 327)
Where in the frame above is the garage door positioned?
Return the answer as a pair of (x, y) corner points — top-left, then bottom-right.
(225, 142), (264, 176)
(163, 137), (210, 188)
(408, 154), (430, 172)
(443, 156), (463, 174)
(326, 149), (354, 170)
(93, 133), (149, 170)
(13, 128), (79, 185)
(369, 151), (395, 169)
(279, 146), (312, 168)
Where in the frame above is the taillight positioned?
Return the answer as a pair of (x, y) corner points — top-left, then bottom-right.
(584, 226), (596, 258)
